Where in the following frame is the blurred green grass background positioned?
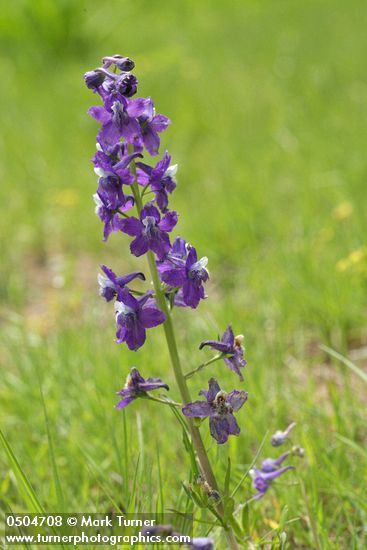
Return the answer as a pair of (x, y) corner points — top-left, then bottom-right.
(1, 0), (367, 547)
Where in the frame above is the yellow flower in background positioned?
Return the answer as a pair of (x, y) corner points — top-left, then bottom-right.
(332, 200), (354, 220)
(336, 246), (366, 272)
(48, 189), (79, 207)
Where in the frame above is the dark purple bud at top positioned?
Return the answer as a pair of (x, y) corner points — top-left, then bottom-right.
(84, 70), (106, 90)
(271, 422), (296, 447)
(103, 55), (135, 72)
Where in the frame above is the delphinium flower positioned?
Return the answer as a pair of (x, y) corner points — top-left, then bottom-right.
(120, 203), (178, 259)
(115, 289), (166, 351)
(98, 265), (145, 302)
(158, 237), (209, 308)
(85, 54), (303, 549)
(199, 325), (246, 381)
(136, 151), (177, 211)
(271, 421), (296, 447)
(249, 464), (294, 500)
(116, 367), (168, 409)
(182, 378), (247, 444)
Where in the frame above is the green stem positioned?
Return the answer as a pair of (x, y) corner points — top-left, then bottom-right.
(129, 154), (239, 550)
(141, 394), (181, 407)
(184, 353), (224, 379)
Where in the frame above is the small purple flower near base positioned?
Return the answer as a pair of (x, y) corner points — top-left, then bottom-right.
(271, 422), (296, 447)
(182, 378), (247, 444)
(115, 288), (166, 350)
(116, 367), (168, 409)
(199, 325), (247, 381)
(98, 265), (145, 302)
(120, 203), (178, 259)
(250, 465), (294, 500)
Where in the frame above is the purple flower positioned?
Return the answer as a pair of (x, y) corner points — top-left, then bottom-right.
(199, 325), (246, 381)
(271, 422), (296, 447)
(250, 465), (294, 500)
(89, 97), (152, 152)
(159, 240), (209, 308)
(120, 203), (178, 260)
(116, 367), (168, 409)
(84, 70), (106, 91)
(138, 108), (171, 156)
(93, 191), (133, 242)
(98, 265), (145, 302)
(137, 151), (177, 211)
(261, 452), (290, 473)
(115, 288), (166, 350)
(182, 378), (247, 445)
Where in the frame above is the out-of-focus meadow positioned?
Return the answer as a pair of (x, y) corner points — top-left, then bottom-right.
(1, 0), (367, 547)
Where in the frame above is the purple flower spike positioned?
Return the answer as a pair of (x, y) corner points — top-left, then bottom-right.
(115, 288), (166, 350)
(116, 367), (168, 409)
(98, 265), (145, 302)
(271, 422), (296, 447)
(136, 150), (178, 211)
(199, 325), (247, 381)
(120, 203), (178, 260)
(159, 240), (209, 309)
(261, 452), (290, 473)
(250, 465), (294, 500)
(182, 378), (247, 445)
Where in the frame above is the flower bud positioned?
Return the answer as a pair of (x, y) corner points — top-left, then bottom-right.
(102, 55), (135, 72)
(84, 70), (105, 90)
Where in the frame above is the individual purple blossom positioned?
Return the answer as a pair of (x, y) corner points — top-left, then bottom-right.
(93, 192), (133, 241)
(115, 288), (166, 351)
(98, 265), (145, 302)
(261, 452), (290, 473)
(182, 378), (247, 444)
(271, 422), (296, 447)
(137, 107), (171, 156)
(199, 325), (246, 381)
(120, 203), (178, 260)
(102, 54), (135, 72)
(89, 97), (152, 153)
(116, 367), (168, 409)
(159, 240), (209, 308)
(136, 150), (177, 211)
(250, 465), (294, 500)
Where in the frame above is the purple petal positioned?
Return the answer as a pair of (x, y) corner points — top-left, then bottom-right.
(151, 114), (171, 132)
(142, 126), (160, 156)
(182, 280), (202, 309)
(186, 246), (198, 268)
(199, 340), (230, 353)
(160, 267), (186, 287)
(116, 395), (135, 409)
(139, 307), (166, 328)
(199, 378), (221, 402)
(88, 106), (111, 124)
(130, 235), (149, 257)
(116, 271), (146, 286)
(182, 401), (214, 418)
(209, 414), (240, 444)
(222, 325), (235, 347)
(127, 97), (154, 118)
(158, 210), (178, 232)
(224, 356), (245, 381)
(126, 321), (146, 351)
(140, 377), (169, 392)
(227, 390), (248, 412)
(140, 203), (161, 223)
(120, 217), (143, 237)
